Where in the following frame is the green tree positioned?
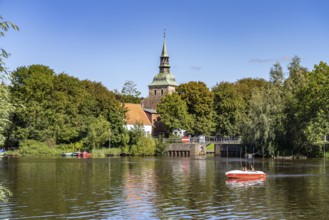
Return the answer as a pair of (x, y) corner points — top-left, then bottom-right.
(8, 64), (127, 149)
(157, 93), (192, 134)
(269, 62), (284, 86)
(128, 123), (155, 156)
(212, 82), (244, 136)
(9, 65), (56, 143)
(155, 135), (167, 156)
(0, 16), (18, 146)
(235, 78), (269, 104)
(241, 64), (285, 157)
(108, 103), (128, 148)
(242, 84), (284, 157)
(0, 16), (19, 74)
(300, 62), (329, 156)
(304, 110), (329, 156)
(283, 56), (309, 154)
(115, 80), (142, 103)
(83, 116), (110, 150)
(51, 73), (88, 143)
(177, 81), (215, 135)
(0, 84), (13, 145)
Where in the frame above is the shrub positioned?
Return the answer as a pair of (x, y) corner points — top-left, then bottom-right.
(155, 135), (167, 156)
(18, 140), (61, 157)
(91, 148), (121, 158)
(138, 136), (156, 155)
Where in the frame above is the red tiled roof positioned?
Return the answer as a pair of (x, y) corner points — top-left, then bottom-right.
(124, 103), (151, 125)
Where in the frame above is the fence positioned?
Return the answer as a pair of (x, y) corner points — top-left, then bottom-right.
(163, 136), (241, 144)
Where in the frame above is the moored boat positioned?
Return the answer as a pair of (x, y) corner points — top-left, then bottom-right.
(225, 170), (267, 180)
(61, 152), (74, 157)
(77, 151), (91, 158)
(61, 151), (91, 158)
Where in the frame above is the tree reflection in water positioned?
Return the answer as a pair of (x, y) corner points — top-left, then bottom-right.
(0, 184), (12, 203)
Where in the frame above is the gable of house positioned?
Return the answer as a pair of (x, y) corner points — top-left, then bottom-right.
(124, 103), (152, 135)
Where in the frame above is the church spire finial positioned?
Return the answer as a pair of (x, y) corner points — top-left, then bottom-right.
(161, 29), (168, 57)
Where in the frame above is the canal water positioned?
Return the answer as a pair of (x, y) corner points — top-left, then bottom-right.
(1, 156), (329, 219)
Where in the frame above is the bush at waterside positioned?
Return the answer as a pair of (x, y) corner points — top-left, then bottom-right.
(16, 140), (62, 157)
(91, 148), (121, 158)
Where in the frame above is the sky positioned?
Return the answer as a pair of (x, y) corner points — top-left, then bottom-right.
(1, 0), (329, 97)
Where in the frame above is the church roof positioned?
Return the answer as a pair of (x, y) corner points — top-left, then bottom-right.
(149, 72), (179, 87)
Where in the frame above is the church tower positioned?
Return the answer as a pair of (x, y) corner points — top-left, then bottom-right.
(143, 32), (179, 110)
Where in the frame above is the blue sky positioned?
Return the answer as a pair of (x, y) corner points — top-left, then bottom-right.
(1, 0), (329, 97)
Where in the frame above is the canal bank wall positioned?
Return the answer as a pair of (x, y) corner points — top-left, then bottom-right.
(167, 143), (205, 156)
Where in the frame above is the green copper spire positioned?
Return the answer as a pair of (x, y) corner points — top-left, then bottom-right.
(149, 32), (178, 87)
(161, 31), (169, 57)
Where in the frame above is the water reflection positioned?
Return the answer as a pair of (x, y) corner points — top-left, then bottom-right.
(0, 184), (12, 203)
(1, 157), (329, 219)
(225, 178), (266, 188)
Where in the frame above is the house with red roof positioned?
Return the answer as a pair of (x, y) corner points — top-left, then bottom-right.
(124, 103), (152, 136)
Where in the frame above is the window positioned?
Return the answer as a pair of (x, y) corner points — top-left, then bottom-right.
(161, 90), (163, 95)
(154, 90), (157, 95)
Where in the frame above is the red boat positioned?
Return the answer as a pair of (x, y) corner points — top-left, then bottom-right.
(225, 170), (267, 180)
(77, 151), (92, 158)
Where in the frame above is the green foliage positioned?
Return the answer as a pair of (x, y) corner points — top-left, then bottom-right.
(212, 82), (245, 136)
(177, 81), (215, 135)
(206, 143), (214, 152)
(56, 142), (81, 152)
(298, 62), (329, 156)
(269, 62), (284, 86)
(7, 65), (126, 150)
(242, 85), (284, 157)
(235, 78), (269, 103)
(115, 80), (142, 103)
(91, 147), (121, 158)
(239, 63), (287, 157)
(83, 116), (110, 150)
(130, 136), (156, 156)
(0, 85), (14, 146)
(10, 65), (56, 141)
(126, 124), (156, 156)
(17, 140), (62, 157)
(157, 93), (192, 134)
(108, 104), (128, 148)
(0, 16), (18, 146)
(0, 16), (19, 74)
(155, 135), (167, 156)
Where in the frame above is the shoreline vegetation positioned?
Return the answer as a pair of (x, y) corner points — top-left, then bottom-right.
(2, 141), (329, 159)
(1, 17), (329, 159)
(1, 136), (168, 158)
